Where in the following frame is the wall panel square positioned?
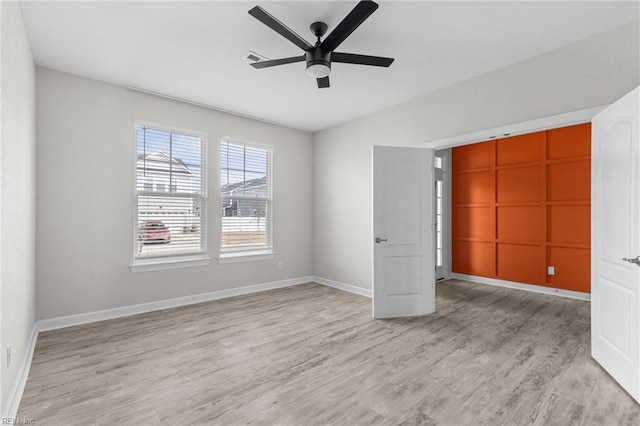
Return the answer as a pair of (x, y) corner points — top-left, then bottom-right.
(497, 206), (543, 242)
(453, 241), (495, 277)
(547, 123), (591, 160)
(453, 141), (494, 171)
(497, 132), (544, 166)
(547, 161), (590, 201)
(454, 170), (494, 205)
(497, 243), (543, 284)
(548, 205), (590, 244)
(497, 166), (542, 203)
(455, 207), (494, 240)
(547, 247), (590, 292)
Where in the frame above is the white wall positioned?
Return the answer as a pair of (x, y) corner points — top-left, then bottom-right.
(313, 22), (640, 291)
(36, 67), (313, 320)
(0, 1), (37, 414)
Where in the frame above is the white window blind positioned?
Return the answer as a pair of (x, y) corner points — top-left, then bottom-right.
(135, 124), (207, 259)
(220, 139), (272, 253)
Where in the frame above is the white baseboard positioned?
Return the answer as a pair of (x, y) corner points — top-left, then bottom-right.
(2, 323), (38, 419)
(313, 276), (372, 298)
(449, 273), (591, 301)
(38, 276), (314, 332)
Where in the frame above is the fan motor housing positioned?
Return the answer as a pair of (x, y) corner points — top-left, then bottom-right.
(305, 49), (331, 73)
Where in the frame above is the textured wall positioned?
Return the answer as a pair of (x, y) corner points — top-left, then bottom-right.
(36, 68), (313, 320)
(0, 1), (37, 414)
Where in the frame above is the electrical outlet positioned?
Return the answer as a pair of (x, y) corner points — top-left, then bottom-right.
(277, 261), (284, 270)
(6, 345), (11, 368)
(547, 266), (555, 276)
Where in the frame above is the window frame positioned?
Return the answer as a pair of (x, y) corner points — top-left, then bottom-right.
(130, 120), (210, 272)
(218, 136), (274, 261)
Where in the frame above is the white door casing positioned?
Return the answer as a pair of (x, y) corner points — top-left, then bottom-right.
(591, 86), (640, 403)
(373, 146), (435, 318)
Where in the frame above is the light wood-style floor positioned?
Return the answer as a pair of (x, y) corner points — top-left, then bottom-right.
(18, 280), (640, 425)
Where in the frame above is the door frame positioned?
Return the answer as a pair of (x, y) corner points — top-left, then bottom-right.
(422, 104), (607, 279)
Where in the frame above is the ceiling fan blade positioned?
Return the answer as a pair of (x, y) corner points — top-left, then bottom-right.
(320, 1), (378, 52)
(248, 6), (313, 51)
(332, 52), (394, 67)
(317, 77), (330, 88)
(250, 56), (305, 69)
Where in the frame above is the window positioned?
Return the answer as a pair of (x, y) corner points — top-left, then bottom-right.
(220, 139), (272, 254)
(435, 156), (444, 268)
(435, 156), (443, 169)
(135, 124), (207, 261)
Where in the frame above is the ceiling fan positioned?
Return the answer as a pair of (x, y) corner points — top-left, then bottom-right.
(248, 0), (394, 89)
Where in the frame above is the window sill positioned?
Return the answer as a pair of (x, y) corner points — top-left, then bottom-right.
(217, 250), (276, 264)
(130, 255), (211, 273)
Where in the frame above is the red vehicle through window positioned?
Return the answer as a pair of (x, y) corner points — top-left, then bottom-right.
(138, 220), (171, 244)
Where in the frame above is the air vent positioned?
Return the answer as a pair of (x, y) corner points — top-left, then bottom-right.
(246, 51), (269, 63)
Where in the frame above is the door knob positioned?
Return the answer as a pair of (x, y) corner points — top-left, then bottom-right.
(622, 256), (640, 265)
(375, 237), (388, 243)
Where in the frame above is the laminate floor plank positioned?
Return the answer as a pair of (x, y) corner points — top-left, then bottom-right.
(17, 280), (640, 425)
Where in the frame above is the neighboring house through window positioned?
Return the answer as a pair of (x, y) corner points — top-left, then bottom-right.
(135, 123), (207, 261)
(220, 138), (273, 255)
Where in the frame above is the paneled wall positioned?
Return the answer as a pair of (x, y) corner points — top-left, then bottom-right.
(452, 123), (591, 293)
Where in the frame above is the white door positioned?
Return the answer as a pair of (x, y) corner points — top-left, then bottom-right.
(373, 146), (435, 318)
(592, 86), (640, 403)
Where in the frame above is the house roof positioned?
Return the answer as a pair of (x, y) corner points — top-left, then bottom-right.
(137, 151), (194, 175)
(220, 176), (267, 197)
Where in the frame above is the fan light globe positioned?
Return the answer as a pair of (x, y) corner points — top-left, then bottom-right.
(306, 63), (331, 78)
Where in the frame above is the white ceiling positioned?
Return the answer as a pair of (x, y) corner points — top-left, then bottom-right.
(20, 1), (639, 133)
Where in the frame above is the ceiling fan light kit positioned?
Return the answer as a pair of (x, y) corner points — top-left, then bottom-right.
(306, 51), (331, 78)
(248, 0), (394, 89)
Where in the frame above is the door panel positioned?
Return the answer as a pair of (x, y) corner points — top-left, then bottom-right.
(600, 278), (632, 355)
(382, 160), (423, 246)
(383, 256), (422, 296)
(373, 146), (435, 318)
(592, 86), (639, 403)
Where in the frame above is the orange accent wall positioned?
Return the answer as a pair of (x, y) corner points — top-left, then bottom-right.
(452, 123), (591, 293)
